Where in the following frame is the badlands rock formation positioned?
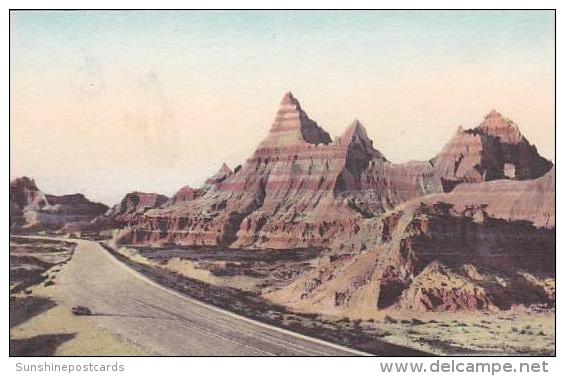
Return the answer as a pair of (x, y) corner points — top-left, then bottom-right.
(119, 93), (551, 256)
(118, 93), (446, 247)
(71, 164), (232, 233)
(203, 163), (234, 189)
(165, 185), (205, 206)
(9, 177), (108, 231)
(432, 110), (552, 191)
(68, 191), (171, 233)
(110, 91), (551, 314)
(16, 92), (552, 314)
(268, 168), (555, 314)
(105, 191), (169, 226)
(10, 177), (49, 226)
(166, 164), (232, 206)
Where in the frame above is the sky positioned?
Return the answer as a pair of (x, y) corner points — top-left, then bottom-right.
(10, 10), (555, 205)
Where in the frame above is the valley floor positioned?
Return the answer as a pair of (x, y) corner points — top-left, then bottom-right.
(9, 235), (408, 356)
(9, 235), (554, 356)
(113, 243), (555, 356)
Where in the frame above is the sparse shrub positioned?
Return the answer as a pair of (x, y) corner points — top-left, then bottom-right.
(72, 305), (93, 316)
(384, 315), (397, 324)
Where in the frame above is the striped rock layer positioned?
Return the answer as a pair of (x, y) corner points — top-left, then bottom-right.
(432, 109), (552, 192)
(118, 93), (439, 248)
(104, 191), (169, 226)
(268, 167), (555, 314)
(118, 93), (552, 251)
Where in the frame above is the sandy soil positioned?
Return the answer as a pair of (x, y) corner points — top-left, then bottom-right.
(341, 310), (554, 356)
(10, 237), (147, 356)
(116, 246), (261, 291)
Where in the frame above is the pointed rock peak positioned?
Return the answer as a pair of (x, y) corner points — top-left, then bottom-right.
(341, 119), (369, 141)
(261, 92), (332, 147)
(280, 91), (299, 106)
(349, 118), (366, 132)
(479, 109), (516, 130)
(164, 184), (205, 206)
(338, 119), (386, 160)
(205, 163), (234, 186)
(278, 91), (305, 115)
(218, 163), (232, 175)
(477, 109), (522, 143)
(486, 109), (503, 119)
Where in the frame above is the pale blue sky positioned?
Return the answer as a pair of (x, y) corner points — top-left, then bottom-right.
(11, 11), (554, 78)
(10, 11), (555, 204)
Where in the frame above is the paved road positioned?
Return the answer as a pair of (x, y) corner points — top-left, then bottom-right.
(40, 237), (368, 356)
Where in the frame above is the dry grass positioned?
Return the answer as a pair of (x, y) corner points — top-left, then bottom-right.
(361, 310), (554, 355)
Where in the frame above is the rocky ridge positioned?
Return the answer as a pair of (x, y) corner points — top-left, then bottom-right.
(12, 92), (554, 314)
(9, 177), (108, 231)
(117, 93), (441, 247)
(432, 110), (552, 191)
(267, 167), (554, 314)
(118, 93), (551, 255)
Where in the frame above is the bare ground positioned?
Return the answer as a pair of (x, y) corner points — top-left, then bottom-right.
(114, 243), (555, 356)
(105, 244), (427, 355)
(9, 236), (147, 356)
